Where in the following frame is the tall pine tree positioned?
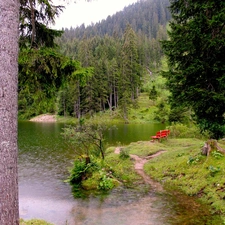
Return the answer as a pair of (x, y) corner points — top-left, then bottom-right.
(119, 24), (141, 121)
(162, 0), (225, 139)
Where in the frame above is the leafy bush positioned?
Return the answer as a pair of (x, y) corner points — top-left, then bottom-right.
(67, 157), (118, 195)
(168, 122), (207, 139)
(168, 106), (192, 124)
(98, 170), (115, 190)
(149, 85), (158, 101)
(154, 98), (170, 123)
(67, 159), (96, 185)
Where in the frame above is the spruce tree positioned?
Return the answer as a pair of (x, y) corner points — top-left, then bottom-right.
(119, 24), (141, 121)
(162, 0), (225, 139)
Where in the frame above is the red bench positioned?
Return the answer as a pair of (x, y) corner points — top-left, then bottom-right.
(151, 129), (170, 142)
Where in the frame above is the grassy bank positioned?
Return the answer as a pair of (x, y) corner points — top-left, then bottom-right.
(54, 92), (158, 125)
(20, 219), (53, 225)
(115, 138), (225, 222)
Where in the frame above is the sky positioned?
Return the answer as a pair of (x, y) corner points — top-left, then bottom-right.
(53, 0), (139, 29)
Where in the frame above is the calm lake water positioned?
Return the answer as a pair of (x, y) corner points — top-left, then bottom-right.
(18, 121), (217, 225)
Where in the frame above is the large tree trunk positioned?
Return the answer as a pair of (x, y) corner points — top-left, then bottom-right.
(0, 0), (19, 224)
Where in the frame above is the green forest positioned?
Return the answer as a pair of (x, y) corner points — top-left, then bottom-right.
(18, 0), (225, 143)
(18, 0), (171, 122)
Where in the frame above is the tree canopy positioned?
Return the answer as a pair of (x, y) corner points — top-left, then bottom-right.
(19, 0), (64, 48)
(162, 0), (225, 139)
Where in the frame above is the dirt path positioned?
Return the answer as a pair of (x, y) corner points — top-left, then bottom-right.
(115, 147), (165, 191)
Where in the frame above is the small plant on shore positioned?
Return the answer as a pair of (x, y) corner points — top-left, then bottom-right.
(119, 148), (130, 159)
(62, 119), (107, 163)
(208, 165), (221, 177)
(211, 151), (224, 159)
(67, 159), (98, 185)
(187, 154), (204, 165)
(66, 157), (119, 196)
(98, 170), (115, 190)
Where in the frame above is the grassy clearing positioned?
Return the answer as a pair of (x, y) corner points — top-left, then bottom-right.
(55, 92), (157, 125)
(120, 138), (225, 221)
(20, 219), (53, 225)
(120, 141), (166, 157)
(129, 93), (157, 123)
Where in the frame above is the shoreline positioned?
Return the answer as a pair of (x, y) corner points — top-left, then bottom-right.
(29, 114), (56, 122)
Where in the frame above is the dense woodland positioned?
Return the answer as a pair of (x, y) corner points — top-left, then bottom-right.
(60, 0), (170, 39)
(18, 0), (171, 120)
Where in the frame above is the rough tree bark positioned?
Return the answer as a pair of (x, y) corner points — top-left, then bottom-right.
(0, 0), (20, 224)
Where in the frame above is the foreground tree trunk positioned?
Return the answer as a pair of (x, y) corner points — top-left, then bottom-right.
(0, 0), (19, 224)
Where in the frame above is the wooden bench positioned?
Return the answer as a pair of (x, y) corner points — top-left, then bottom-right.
(151, 129), (170, 142)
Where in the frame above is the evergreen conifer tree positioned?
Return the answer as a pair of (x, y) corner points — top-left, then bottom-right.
(162, 0), (225, 139)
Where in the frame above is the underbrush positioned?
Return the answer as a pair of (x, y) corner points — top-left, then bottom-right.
(167, 122), (208, 139)
(66, 146), (143, 198)
(66, 157), (120, 197)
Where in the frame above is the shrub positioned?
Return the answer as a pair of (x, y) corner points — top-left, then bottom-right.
(67, 159), (96, 185)
(168, 123), (207, 139)
(119, 148), (130, 159)
(98, 170), (115, 190)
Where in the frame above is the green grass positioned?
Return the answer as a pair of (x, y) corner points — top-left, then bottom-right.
(121, 141), (166, 157)
(20, 138), (225, 223)
(105, 147), (143, 186)
(129, 93), (157, 123)
(20, 219), (53, 225)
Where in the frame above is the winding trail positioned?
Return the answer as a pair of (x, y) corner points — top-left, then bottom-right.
(115, 147), (165, 191)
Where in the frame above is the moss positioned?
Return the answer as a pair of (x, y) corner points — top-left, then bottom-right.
(20, 219), (53, 225)
(81, 171), (100, 190)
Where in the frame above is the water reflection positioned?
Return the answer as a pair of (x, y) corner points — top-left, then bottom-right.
(68, 189), (172, 225)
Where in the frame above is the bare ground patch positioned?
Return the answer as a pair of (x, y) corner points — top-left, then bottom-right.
(30, 114), (56, 122)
